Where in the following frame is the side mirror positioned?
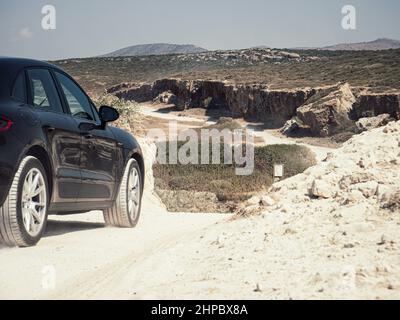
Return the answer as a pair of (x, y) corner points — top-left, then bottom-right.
(99, 105), (119, 123)
(78, 122), (96, 132)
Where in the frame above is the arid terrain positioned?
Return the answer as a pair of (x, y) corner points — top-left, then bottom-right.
(0, 47), (399, 300)
(53, 48), (400, 96)
(1, 108), (399, 299)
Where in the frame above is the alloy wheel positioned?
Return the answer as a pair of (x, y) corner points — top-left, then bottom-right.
(127, 167), (140, 220)
(21, 168), (47, 237)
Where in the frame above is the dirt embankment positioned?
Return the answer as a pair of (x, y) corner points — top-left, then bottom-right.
(137, 120), (400, 299)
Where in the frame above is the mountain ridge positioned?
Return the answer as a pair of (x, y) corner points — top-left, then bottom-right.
(293, 38), (400, 51)
(101, 43), (207, 57)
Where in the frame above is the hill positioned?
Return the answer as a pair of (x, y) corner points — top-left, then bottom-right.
(295, 38), (400, 51)
(101, 43), (207, 57)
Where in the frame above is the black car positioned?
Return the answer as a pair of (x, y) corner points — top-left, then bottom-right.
(0, 57), (144, 247)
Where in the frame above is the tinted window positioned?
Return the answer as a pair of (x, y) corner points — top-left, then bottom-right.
(27, 69), (63, 113)
(55, 72), (94, 120)
(11, 72), (26, 103)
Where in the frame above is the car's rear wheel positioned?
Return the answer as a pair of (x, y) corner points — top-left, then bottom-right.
(103, 158), (142, 228)
(0, 156), (49, 247)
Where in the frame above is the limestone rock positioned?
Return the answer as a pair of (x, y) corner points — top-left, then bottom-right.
(309, 179), (335, 199)
(154, 91), (178, 105)
(297, 83), (356, 137)
(356, 114), (391, 132)
(352, 181), (379, 198)
(281, 118), (300, 135)
(379, 189), (400, 211)
(260, 195), (276, 206)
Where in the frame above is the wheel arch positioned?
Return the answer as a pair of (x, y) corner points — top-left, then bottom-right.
(131, 152), (145, 191)
(24, 145), (53, 198)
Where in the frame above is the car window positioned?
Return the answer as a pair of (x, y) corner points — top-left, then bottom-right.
(27, 69), (63, 113)
(11, 72), (26, 103)
(55, 72), (94, 121)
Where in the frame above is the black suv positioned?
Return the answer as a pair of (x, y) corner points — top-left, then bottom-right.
(0, 57), (144, 247)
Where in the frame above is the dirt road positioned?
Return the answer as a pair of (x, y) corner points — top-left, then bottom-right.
(0, 136), (228, 299)
(0, 191), (228, 299)
(0, 105), (336, 299)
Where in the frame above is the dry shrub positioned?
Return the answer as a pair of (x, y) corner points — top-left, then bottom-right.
(153, 142), (316, 206)
(93, 93), (143, 136)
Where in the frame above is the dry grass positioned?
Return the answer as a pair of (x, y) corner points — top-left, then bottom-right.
(93, 94), (143, 136)
(153, 142), (316, 203)
(52, 49), (400, 96)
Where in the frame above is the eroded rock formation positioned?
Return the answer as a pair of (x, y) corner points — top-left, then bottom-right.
(350, 93), (400, 120)
(296, 83), (357, 137)
(108, 79), (315, 126)
(107, 79), (400, 136)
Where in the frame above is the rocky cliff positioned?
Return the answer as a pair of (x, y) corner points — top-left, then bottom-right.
(107, 79), (400, 136)
(108, 79), (315, 127)
(350, 93), (400, 120)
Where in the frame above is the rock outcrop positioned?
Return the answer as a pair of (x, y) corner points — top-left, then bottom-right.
(108, 79), (315, 126)
(154, 91), (178, 105)
(108, 79), (400, 136)
(296, 83), (357, 137)
(281, 118), (300, 135)
(173, 47), (313, 66)
(356, 114), (391, 132)
(107, 82), (153, 102)
(350, 93), (400, 120)
(239, 119), (400, 216)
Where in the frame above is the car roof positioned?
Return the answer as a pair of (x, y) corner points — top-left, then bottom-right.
(0, 56), (63, 73)
(0, 57), (64, 99)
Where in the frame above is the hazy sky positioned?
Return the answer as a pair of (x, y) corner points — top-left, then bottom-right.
(1, 0), (399, 60)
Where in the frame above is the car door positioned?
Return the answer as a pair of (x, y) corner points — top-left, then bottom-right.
(53, 71), (119, 202)
(26, 68), (82, 203)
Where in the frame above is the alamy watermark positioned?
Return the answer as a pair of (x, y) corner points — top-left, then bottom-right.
(147, 121), (255, 176)
(41, 5), (56, 30)
(41, 265), (56, 290)
(340, 265), (357, 291)
(342, 5), (356, 30)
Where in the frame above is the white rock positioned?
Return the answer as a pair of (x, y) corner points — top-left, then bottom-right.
(343, 189), (365, 204)
(353, 181), (378, 198)
(260, 195), (275, 206)
(309, 179), (334, 199)
(377, 184), (391, 200)
(349, 222), (376, 233)
(247, 196), (261, 206)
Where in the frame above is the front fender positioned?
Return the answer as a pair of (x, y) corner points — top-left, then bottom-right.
(108, 126), (144, 189)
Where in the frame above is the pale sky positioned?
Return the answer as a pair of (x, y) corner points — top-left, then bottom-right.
(0, 0), (399, 60)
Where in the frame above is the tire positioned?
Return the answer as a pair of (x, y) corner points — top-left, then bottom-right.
(103, 158), (143, 228)
(0, 156), (49, 247)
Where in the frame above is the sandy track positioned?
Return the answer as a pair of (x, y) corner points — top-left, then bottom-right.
(0, 191), (228, 299)
(0, 134), (228, 300)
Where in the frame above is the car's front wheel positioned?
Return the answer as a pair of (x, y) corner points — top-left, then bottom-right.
(0, 156), (49, 247)
(103, 158), (142, 228)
